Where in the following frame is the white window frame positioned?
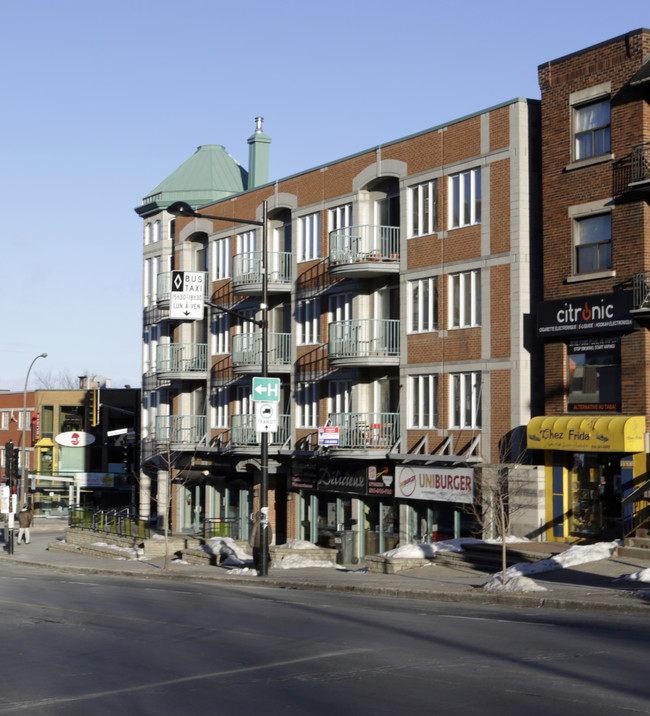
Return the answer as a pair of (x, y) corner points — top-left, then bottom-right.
(409, 179), (438, 237)
(297, 298), (320, 345)
(448, 168), (481, 229)
(449, 270), (481, 328)
(296, 381), (318, 428)
(573, 98), (611, 162)
(212, 237), (231, 281)
(328, 380), (352, 415)
(328, 204), (353, 232)
(211, 387), (229, 429)
(408, 374), (438, 429)
(0, 411), (9, 430)
(450, 372), (481, 429)
(298, 212), (321, 261)
(211, 313), (230, 355)
(408, 277), (438, 333)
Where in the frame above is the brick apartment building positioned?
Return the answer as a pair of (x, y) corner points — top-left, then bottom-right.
(137, 101), (544, 555)
(527, 29), (650, 540)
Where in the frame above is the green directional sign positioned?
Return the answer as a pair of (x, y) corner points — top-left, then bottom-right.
(253, 377), (280, 402)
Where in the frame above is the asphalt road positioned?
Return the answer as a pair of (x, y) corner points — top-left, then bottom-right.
(0, 563), (648, 715)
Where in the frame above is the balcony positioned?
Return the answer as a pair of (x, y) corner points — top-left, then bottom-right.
(630, 143), (650, 191)
(156, 271), (209, 306)
(632, 272), (650, 312)
(328, 319), (399, 366)
(231, 414), (290, 447)
(329, 225), (400, 278)
(231, 332), (291, 373)
(155, 415), (207, 446)
(328, 412), (399, 450)
(156, 343), (208, 379)
(232, 251), (292, 295)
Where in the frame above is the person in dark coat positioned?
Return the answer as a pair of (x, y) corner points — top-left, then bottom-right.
(248, 510), (272, 572)
(16, 506), (32, 545)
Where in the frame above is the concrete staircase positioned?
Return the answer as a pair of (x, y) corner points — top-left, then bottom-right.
(616, 529), (650, 561)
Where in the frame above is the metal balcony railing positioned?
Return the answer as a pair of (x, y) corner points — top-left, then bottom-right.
(156, 271), (209, 303)
(232, 251), (292, 287)
(329, 225), (400, 265)
(231, 414), (290, 446)
(329, 319), (400, 359)
(156, 343), (208, 373)
(155, 415), (207, 444)
(631, 143), (650, 184)
(328, 412), (399, 449)
(633, 272), (650, 311)
(232, 332), (291, 367)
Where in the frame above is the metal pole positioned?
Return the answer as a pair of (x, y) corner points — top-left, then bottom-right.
(259, 201), (270, 576)
(20, 353), (47, 508)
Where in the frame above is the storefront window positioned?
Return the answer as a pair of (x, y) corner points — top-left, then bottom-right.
(59, 406), (84, 433)
(567, 337), (620, 411)
(570, 453), (621, 537)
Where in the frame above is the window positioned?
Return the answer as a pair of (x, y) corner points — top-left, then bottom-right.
(211, 313), (230, 355)
(212, 237), (231, 280)
(297, 298), (320, 345)
(0, 411), (8, 430)
(409, 374), (438, 428)
(329, 204), (353, 232)
(450, 372), (481, 429)
(328, 380), (352, 415)
(410, 180), (438, 237)
(237, 230), (257, 254)
(298, 212), (321, 261)
(575, 214), (611, 274)
(144, 223), (151, 245)
(448, 168), (481, 229)
(211, 387), (229, 429)
(449, 270), (481, 328)
(567, 337), (620, 411)
(296, 382), (318, 428)
(408, 277), (438, 333)
(574, 99), (610, 161)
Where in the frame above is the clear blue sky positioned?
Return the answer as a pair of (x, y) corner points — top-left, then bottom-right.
(1, 0), (647, 391)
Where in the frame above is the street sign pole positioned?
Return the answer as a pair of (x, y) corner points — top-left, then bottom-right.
(259, 201), (270, 577)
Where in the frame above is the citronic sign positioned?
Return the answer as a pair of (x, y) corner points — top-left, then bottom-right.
(253, 377), (280, 402)
(170, 271), (205, 320)
(255, 402), (278, 433)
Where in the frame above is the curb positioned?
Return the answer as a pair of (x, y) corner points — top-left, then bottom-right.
(2, 554), (649, 616)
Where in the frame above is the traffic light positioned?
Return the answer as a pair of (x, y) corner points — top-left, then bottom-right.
(5, 441), (14, 480)
(11, 448), (19, 480)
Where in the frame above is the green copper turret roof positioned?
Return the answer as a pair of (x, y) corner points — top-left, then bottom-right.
(135, 144), (248, 217)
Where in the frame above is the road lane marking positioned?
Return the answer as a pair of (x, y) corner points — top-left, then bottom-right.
(0, 648), (371, 712)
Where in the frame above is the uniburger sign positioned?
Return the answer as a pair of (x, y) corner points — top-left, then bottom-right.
(537, 291), (633, 337)
(395, 466), (474, 504)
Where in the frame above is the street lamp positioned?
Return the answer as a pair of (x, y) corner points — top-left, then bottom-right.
(166, 200), (271, 576)
(20, 352), (47, 507)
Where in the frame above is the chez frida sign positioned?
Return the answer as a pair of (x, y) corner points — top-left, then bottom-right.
(537, 291), (633, 337)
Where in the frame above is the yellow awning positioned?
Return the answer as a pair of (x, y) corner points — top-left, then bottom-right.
(527, 415), (646, 453)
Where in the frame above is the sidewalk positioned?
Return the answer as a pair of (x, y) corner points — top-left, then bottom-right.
(2, 520), (650, 616)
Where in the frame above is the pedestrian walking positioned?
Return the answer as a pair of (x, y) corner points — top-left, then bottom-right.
(248, 510), (272, 573)
(16, 505), (32, 545)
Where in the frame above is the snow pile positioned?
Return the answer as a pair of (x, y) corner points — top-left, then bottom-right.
(621, 567), (650, 583)
(275, 553), (341, 570)
(276, 539), (319, 550)
(482, 540), (620, 593)
(383, 538), (482, 559)
(482, 573), (548, 593)
(203, 537), (252, 566)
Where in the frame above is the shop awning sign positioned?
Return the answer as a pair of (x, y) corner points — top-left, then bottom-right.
(395, 466), (474, 503)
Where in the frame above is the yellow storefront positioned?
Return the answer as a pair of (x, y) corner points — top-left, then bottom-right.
(527, 416), (648, 541)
